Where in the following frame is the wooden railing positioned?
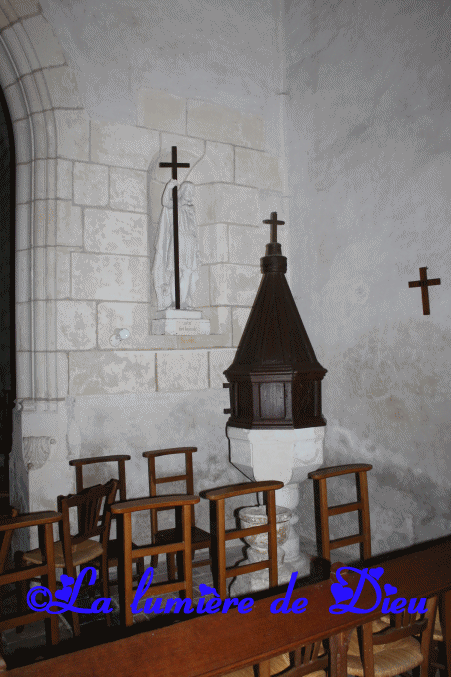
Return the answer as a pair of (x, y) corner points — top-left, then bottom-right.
(3, 534), (451, 677)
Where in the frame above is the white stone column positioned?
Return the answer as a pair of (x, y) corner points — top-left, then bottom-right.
(227, 425), (325, 584)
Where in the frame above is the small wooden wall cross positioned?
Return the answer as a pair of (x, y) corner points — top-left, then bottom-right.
(408, 267), (441, 315)
(263, 211), (285, 243)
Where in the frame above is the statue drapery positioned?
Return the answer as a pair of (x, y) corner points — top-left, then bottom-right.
(153, 179), (199, 310)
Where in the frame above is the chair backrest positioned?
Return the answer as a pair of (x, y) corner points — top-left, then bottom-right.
(204, 480), (283, 599)
(69, 455), (130, 501)
(111, 493), (200, 627)
(57, 479), (119, 556)
(308, 464), (372, 562)
(69, 455), (129, 532)
(355, 595), (437, 677)
(143, 447), (197, 536)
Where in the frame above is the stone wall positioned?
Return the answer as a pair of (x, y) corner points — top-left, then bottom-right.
(0, 0), (289, 543)
(285, 0), (451, 556)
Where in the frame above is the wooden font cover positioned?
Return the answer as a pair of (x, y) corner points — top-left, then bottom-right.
(223, 214), (327, 429)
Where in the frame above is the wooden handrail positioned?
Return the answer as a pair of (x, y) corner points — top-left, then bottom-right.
(0, 512), (61, 531)
(69, 455), (131, 466)
(4, 533), (451, 677)
(204, 480), (284, 500)
(111, 494), (200, 514)
(143, 447), (197, 458)
(308, 464), (373, 480)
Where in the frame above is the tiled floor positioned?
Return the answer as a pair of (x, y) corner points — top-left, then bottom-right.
(0, 546), (245, 670)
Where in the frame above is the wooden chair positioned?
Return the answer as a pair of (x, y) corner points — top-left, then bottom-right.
(143, 447), (210, 578)
(204, 480), (283, 600)
(428, 599), (446, 677)
(0, 510), (61, 645)
(69, 455), (144, 579)
(347, 595), (438, 677)
(225, 643), (329, 677)
(308, 464), (373, 562)
(0, 506), (17, 618)
(20, 479), (118, 637)
(111, 493), (200, 627)
(226, 566), (344, 677)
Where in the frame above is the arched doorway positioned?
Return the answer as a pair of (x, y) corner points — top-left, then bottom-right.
(0, 83), (15, 513)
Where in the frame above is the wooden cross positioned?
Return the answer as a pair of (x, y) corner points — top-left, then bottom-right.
(159, 146), (190, 310)
(408, 267), (441, 315)
(263, 212), (285, 243)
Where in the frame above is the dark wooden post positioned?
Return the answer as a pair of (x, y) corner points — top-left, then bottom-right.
(159, 146), (190, 310)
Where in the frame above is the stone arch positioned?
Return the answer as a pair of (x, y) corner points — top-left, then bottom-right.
(0, 0), (83, 408)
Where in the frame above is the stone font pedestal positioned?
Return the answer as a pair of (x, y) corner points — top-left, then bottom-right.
(229, 505), (292, 596)
(227, 425), (325, 592)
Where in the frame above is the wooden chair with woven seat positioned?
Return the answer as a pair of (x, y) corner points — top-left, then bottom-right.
(111, 493), (200, 627)
(308, 464), (373, 563)
(308, 465), (397, 631)
(0, 506), (17, 619)
(428, 599), (447, 677)
(0, 510), (61, 645)
(19, 479), (118, 637)
(143, 447), (210, 579)
(224, 641), (330, 677)
(347, 595), (438, 677)
(207, 481), (286, 677)
(224, 566), (345, 677)
(69, 455), (144, 579)
(204, 480), (283, 600)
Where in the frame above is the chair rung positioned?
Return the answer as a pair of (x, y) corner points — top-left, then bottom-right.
(330, 534), (363, 550)
(226, 559), (270, 579)
(132, 542), (184, 559)
(225, 524), (268, 541)
(328, 501), (362, 517)
(0, 609), (48, 631)
(0, 564), (48, 586)
(193, 558), (211, 568)
(155, 474), (187, 485)
(134, 580), (186, 598)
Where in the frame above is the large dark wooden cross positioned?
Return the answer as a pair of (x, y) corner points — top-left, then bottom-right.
(408, 266), (441, 315)
(263, 211), (285, 243)
(159, 146), (190, 310)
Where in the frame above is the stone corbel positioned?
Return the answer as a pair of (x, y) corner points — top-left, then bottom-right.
(22, 436), (56, 470)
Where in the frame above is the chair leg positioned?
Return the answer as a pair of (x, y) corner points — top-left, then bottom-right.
(101, 555), (111, 627)
(63, 566), (80, 638)
(257, 659), (271, 677)
(151, 554), (159, 569)
(136, 556), (145, 579)
(167, 552), (177, 581)
(15, 552), (26, 634)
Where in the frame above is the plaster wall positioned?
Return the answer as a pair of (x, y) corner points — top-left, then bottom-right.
(285, 0), (451, 555)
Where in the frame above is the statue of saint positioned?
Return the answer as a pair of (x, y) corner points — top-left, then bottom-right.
(152, 179), (199, 311)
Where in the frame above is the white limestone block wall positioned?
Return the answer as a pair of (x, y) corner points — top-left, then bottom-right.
(0, 0), (290, 545)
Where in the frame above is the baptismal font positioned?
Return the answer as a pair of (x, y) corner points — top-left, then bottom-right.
(223, 213), (327, 594)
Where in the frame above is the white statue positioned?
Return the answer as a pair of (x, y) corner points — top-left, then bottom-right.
(153, 179), (199, 310)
